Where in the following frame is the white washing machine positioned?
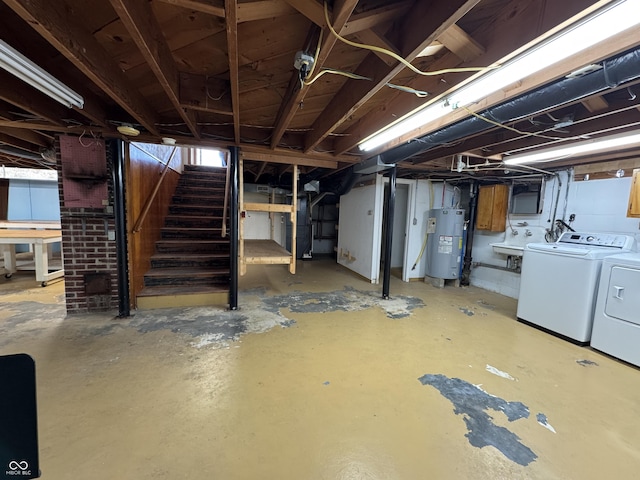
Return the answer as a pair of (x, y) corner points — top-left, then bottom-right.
(516, 232), (636, 345)
(592, 253), (640, 366)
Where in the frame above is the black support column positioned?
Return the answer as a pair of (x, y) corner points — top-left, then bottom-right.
(110, 139), (130, 317)
(382, 165), (396, 299)
(228, 146), (239, 310)
(461, 182), (477, 286)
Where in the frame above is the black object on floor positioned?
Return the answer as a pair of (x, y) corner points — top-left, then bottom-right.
(0, 353), (40, 479)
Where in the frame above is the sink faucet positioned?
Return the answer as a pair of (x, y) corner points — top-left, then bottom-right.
(525, 229), (533, 237)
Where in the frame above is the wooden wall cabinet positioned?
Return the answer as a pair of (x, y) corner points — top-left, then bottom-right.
(476, 184), (509, 231)
(627, 169), (640, 217)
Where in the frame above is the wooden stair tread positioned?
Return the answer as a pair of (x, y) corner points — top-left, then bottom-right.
(137, 284), (229, 297)
(165, 215), (225, 221)
(144, 267), (229, 277)
(151, 253), (228, 260)
(161, 227), (222, 231)
(157, 238), (228, 244)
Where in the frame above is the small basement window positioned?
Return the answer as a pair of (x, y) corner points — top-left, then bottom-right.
(193, 148), (225, 167)
(510, 180), (543, 215)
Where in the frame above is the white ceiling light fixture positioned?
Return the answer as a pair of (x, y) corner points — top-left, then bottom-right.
(359, 0), (640, 153)
(503, 130), (640, 165)
(0, 40), (84, 109)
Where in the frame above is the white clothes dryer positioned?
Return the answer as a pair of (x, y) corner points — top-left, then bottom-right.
(516, 232), (636, 345)
(592, 252), (640, 366)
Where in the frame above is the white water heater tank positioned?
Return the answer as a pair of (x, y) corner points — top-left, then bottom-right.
(426, 208), (465, 279)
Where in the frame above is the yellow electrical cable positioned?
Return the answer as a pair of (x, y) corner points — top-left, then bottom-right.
(386, 82), (429, 97)
(305, 68), (371, 86)
(306, 68), (430, 97)
(323, 2), (497, 77)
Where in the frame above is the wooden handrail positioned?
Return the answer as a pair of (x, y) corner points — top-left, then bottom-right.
(132, 146), (178, 234)
(221, 158), (230, 237)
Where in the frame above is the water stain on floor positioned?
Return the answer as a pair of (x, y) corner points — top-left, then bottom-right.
(418, 373), (538, 466)
(127, 287), (426, 348)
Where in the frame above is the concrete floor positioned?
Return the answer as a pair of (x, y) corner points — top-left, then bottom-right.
(1, 259), (640, 479)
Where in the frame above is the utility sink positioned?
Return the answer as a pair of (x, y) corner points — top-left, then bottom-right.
(490, 243), (525, 257)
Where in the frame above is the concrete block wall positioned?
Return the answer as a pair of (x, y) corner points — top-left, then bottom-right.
(57, 137), (119, 313)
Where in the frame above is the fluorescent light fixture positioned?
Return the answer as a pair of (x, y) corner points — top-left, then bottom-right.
(503, 130), (640, 165)
(0, 40), (84, 109)
(359, 101), (449, 152)
(359, 0), (640, 153)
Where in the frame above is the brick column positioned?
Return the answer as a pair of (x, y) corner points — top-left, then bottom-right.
(56, 136), (120, 313)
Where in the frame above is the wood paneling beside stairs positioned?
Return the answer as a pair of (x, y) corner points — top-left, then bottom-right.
(137, 165), (230, 309)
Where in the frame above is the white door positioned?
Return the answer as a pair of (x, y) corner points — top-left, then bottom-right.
(337, 175), (384, 283)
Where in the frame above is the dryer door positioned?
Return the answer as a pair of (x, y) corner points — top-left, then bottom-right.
(605, 266), (640, 325)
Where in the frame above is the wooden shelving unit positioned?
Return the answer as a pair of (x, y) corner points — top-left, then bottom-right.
(239, 159), (297, 275)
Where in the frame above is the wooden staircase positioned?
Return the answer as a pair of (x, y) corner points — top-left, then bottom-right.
(137, 164), (230, 309)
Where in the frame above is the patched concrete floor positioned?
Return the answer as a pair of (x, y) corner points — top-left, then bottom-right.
(2, 260), (640, 479)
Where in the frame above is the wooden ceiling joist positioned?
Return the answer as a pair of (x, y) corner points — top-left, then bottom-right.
(156, 0), (225, 18)
(4, 0), (161, 136)
(0, 70), (67, 125)
(352, 29), (399, 67)
(110, 0), (200, 138)
(437, 24), (485, 62)
(0, 121), (111, 135)
(0, 127), (49, 147)
(340, 1), (412, 36)
(237, 0), (295, 23)
(303, 0), (481, 153)
(270, 0), (359, 149)
(242, 147), (338, 169)
(282, 0), (325, 27)
(0, 132), (40, 153)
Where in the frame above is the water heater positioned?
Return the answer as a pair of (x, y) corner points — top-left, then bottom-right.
(426, 208), (465, 279)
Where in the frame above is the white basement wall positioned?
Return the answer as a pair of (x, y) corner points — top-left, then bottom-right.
(337, 174), (456, 282)
(470, 169), (640, 298)
(242, 187), (286, 246)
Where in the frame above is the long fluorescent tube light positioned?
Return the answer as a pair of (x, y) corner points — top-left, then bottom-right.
(0, 40), (84, 109)
(503, 130), (640, 165)
(359, 0), (640, 153)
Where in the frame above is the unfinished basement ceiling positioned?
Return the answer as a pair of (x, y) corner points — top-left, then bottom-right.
(0, 0), (639, 178)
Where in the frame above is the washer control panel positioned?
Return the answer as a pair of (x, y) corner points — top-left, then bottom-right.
(558, 232), (636, 250)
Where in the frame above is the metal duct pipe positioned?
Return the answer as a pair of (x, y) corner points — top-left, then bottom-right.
(304, 165), (362, 199)
(379, 47), (640, 164)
